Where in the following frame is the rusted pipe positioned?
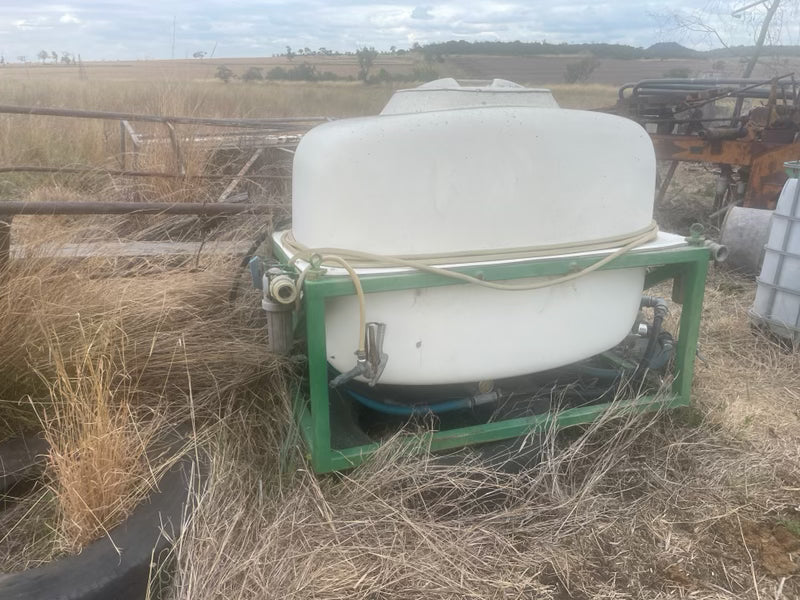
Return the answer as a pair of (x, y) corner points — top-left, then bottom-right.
(0, 201), (271, 216)
(0, 166), (290, 179)
(0, 218), (11, 270)
(697, 127), (747, 141)
(0, 104), (327, 128)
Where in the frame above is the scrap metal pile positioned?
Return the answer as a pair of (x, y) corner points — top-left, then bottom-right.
(609, 74), (800, 210)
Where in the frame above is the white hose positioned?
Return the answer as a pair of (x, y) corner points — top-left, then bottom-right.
(284, 221), (659, 352)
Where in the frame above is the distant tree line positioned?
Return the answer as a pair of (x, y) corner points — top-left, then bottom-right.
(215, 44), (439, 85)
(408, 40), (800, 60)
(277, 45), (410, 59)
(216, 62), (438, 85)
(36, 50), (76, 64)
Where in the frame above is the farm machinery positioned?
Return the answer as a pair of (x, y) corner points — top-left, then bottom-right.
(610, 75), (800, 211)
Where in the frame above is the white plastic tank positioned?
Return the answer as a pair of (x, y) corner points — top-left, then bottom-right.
(289, 79), (657, 385)
(751, 162), (800, 343)
(380, 78), (559, 114)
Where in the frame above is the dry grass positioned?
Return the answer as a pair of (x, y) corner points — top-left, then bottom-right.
(0, 215), (281, 561)
(0, 77), (615, 201)
(0, 245), (273, 432)
(164, 269), (800, 600)
(696, 271), (800, 450)
(40, 334), (164, 553)
(169, 388), (800, 599)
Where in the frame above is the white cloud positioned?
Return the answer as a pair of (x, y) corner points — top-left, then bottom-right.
(0, 0), (789, 61)
(411, 6), (433, 20)
(14, 17), (52, 31)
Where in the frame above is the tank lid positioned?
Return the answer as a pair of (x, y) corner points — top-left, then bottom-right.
(380, 78), (559, 115)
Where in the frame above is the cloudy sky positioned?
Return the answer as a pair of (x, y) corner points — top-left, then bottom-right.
(0, 1), (796, 61)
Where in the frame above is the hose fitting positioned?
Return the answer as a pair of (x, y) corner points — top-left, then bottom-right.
(639, 296), (669, 371)
(266, 267), (298, 304)
(641, 295), (669, 319)
(704, 240), (728, 263)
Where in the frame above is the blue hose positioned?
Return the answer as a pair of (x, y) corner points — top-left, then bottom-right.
(573, 365), (627, 379)
(345, 388), (478, 416)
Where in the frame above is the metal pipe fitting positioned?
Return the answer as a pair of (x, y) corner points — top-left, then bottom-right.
(268, 273), (298, 304)
(641, 295), (669, 318)
(704, 240), (729, 263)
(329, 322), (389, 388)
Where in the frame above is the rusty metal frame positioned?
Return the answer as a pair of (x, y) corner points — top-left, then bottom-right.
(0, 201), (270, 269)
(0, 103), (323, 187)
(651, 134), (800, 209)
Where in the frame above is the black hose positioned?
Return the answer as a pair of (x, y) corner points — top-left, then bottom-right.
(640, 296), (669, 371)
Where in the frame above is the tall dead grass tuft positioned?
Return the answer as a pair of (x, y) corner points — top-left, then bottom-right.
(0, 79), (391, 204)
(0, 220), (275, 429)
(0, 214), (282, 559)
(38, 327), (166, 553)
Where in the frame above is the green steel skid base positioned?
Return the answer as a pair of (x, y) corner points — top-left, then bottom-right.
(273, 241), (711, 474)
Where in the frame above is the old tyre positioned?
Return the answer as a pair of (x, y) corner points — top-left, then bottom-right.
(0, 439), (200, 600)
(0, 434), (49, 496)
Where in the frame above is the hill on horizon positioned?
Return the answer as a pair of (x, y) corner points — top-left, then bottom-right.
(419, 39), (800, 60)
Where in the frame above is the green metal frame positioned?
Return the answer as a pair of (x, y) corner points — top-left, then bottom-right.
(272, 241), (711, 473)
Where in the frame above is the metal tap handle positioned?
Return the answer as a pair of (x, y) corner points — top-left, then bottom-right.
(368, 352), (388, 387)
(329, 323), (389, 388)
(365, 323), (388, 387)
(365, 323), (385, 364)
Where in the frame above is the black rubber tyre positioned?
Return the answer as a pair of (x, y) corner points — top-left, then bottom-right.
(0, 434), (49, 496)
(0, 448), (200, 600)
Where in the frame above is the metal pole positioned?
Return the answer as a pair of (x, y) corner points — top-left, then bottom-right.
(657, 161), (679, 204)
(731, 0), (782, 123)
(0, 218), (12, 272)
(0, 201), (272, 216)
(119, 120), (126, 170)
(0, 104), (327, 128)
(0, 166), (290, 179)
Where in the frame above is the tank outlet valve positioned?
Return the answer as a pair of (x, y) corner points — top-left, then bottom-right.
(330, 322), (389, 388)
(704, 240), (728, 263)
(637, 323), (649, 337)
(266, 268), (298, 304)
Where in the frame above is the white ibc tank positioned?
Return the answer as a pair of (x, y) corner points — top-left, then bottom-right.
(290, 80), (656, 385)
(751, 167), (800, 342)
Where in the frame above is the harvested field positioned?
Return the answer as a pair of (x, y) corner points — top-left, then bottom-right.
(3, 52), (800, 87)
(0, 67), (798, 600)
(444, 54), (800, 86)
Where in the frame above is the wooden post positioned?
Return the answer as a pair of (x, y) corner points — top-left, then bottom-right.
(217, 148), (263, 202)
(119, 120), (126, 170)
(121, 120), (142, 170)
(164, 121), (185, 176)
